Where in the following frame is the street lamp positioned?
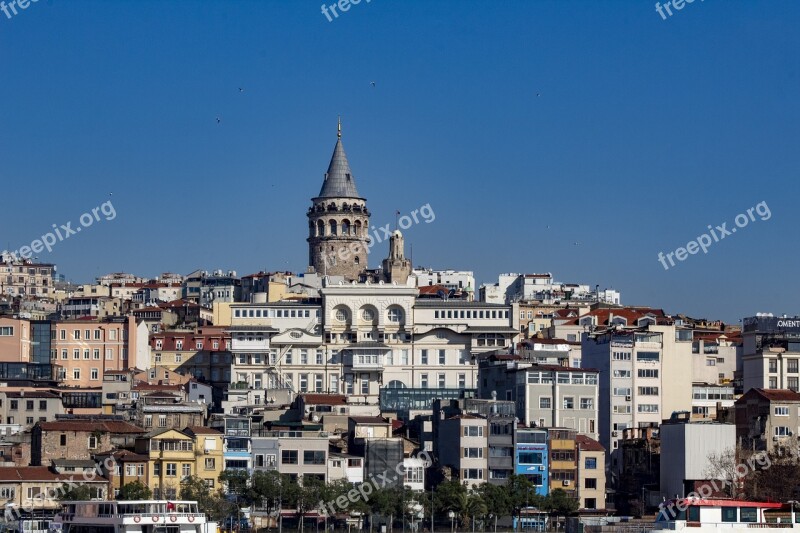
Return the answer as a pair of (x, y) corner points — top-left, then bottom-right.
(448, 510), (455, 533)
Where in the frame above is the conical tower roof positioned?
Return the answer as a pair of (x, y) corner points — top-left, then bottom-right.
(317, 120), (362, 199)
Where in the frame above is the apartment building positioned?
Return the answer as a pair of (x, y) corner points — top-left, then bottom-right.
(256, 430), (330, 482)
(149, 326), (232, 391)
(135, 428), (198, 499)
(95, 449), (150, 498)
(0, 466), (106, 513)
(742, 314), (800, 392)
(515, 426), (549, 496)
(183, 426), (224, 489)
(51, 316), (144, 387)
(348, 416), (404, 488)
(433, 403), (488, 488)
(582, 319), (693, 473)
(576, 434), (606, 510)
(221, 280), (517, 414)
(0, 257), (56, 298)
(548, 428), (578, 498)
(477, 356), (599, 440)
(734, 388), (800, 453)
(0, 390), (63, 429)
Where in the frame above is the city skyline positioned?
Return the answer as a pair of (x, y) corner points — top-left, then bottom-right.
(2, 1), (798, 322)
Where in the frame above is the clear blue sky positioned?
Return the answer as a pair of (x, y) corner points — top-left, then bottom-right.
(2, 0), (798, 323)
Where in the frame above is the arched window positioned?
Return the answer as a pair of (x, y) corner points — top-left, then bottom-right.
(341, 219), (351, 236)
(317, 220), (325, 236)
(387, 306), (405, 324)
(387, 380), (406, 389)
(329, 220), (338, 236)
(354, 220), (362, 236)
(354, 256), (360, 265)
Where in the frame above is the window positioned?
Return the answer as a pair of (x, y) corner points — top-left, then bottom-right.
(166, 463), (177, 476)
(637, 351), (660, 362)
(281, 450), (298, 464)
(789, 360), (799, 373)
(638, 369), (658, 378)
(740, 507), (757, 523)
(420, 350), (428, 364)
(774, 426), (791, 437)
(182, 464), (191, 478)
(73, 349), (80, 360)
(73, 368), (80, 380)
(39, 400), (47, 410)
(88, 436), (98, 449)
(585, 478), (597, 489)
(158, 415), (167, 428)
(438, 350), (446, 365)
(518, 451), (543, 464)
(539, 397), (551, 409)
(637, 404), (659, 413)
(303, 451), (325, 465)
(790, 377), (799, 392)
(0, 327), (14, 336)
(769, 360), (778, 373)
(27, 487), (42, 499)
(612, 351), (631, 361)
(205, 458), (216, 469)
(463, 426), (484, 437)
(638, 387), (659, 396)
(438, 373), (446, 388)
(458, 373), (466, 388)
(153, 463), (160, 476)
(613, 387), (631, 396)
(316, 350), (324, 365)
(94, 330), (101, 340)
(285, 352), (293, 365)
(721, 507), (738, 522)
(25, 400), (33, 411)
(585, 457), (597, 469)
(299, 374), (308, 393)
(360, 374), (369, 394)
(463, 468), (483, 480)
(300, 350), (308, 365)
(420, 374), (428, 389)
(775, 406), (790, 416)
(770, 377), (778, 388)
(463, 447), (483, 458)
(73, 330), (80, 340)
(388, 307), (403, 323)
(580, 398), (594, 409)
(91, 368), (99, 380)
(563, 397), (574, 409)
(613, 369), (631, 378)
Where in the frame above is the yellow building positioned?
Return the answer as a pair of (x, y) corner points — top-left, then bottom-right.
(135, 427), (224, 498)
(136, 428), (197, 499)
(183, 426), (224, 490)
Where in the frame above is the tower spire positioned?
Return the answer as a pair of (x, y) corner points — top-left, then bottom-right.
(337, 115), (341, 139)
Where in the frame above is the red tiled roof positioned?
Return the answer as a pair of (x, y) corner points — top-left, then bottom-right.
(38, 420), (145, 434)
(751, 389), (800, 402)
(0, 467), (62, 482)
(576, 434), (605, 452)
(301, 394), (347, 406)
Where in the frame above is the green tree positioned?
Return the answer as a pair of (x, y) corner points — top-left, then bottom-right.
(477, 482), (512, 523)
(505, 475), (542, 525)
(219, 469), (252, 505)
(249, 470), (286, 513)
(546, 488), (579, 516)
(58, 483), (93, 501)
(181, 475), (235, 523)
(118, 481), (152, 500)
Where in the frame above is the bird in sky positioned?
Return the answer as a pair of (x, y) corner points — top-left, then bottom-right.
(216, 117), (222, 124)
(371, 81), (376, 87)
(238, 87), (244, 92)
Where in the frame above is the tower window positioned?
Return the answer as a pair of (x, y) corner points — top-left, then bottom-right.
(354, 257), (360, 265)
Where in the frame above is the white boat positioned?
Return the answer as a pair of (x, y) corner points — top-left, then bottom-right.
(50, 500), (217, 533)
(653, 498), (798, 532)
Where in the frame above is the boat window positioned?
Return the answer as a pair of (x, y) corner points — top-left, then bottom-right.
(722, 507), (738, 522)
(687, 506), (700, 522)
(740, 507), (758, 523)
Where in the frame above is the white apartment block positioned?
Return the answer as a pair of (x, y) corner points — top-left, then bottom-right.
(582, 322), (693, 475)
(479, 273), (620, 306)
(742, 314), (800, 393)
(223, 278), (517, 413)
(412, 268), (475, 293)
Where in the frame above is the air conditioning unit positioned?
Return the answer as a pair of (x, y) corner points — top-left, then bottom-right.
(625, 396), (631, 402)
(562, 480), (571, 487)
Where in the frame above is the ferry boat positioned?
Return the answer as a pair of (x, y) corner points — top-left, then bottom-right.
(653, 498), (798, 532)
(50, 500), (217, 533)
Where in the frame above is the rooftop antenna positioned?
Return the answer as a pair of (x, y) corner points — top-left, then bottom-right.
(337, 115), (342, 139)
(395, 210), (400, 231)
